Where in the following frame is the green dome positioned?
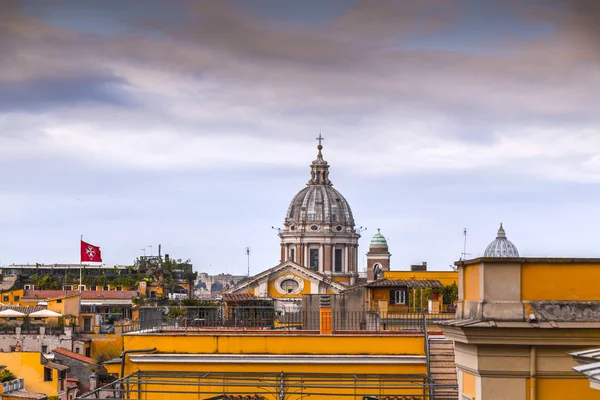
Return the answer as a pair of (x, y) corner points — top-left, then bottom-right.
(370, 229), (388, 247)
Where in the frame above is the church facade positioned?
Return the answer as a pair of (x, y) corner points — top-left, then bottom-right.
(228, 138), (364, 306)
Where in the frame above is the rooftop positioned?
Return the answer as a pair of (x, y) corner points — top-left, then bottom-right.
(53, 348), (96, 365)
(456, 257), (600, 266)
(22, 290), (138, 300)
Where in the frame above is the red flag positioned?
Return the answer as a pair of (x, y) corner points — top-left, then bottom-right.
(81, 240), (102, 263)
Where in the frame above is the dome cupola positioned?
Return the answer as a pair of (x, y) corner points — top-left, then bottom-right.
(284, 136), (355, 229)
(278, 135), (360, 280)
(370, 229), (388, 248)
(484, 223), (520, 257)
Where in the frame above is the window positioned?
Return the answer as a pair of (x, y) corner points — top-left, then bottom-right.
(280, 279), (299, 294)
(24, 285), (31, 290)
(14, 295), (20, 302)
(57, 299), (62, 304)
(63, 285), (71, 291)
(75, 347), (80, 354)
(103, 286), (109, 291)
(150, 291), (157, 299)
(2, 295), (8, 302)
(44, 367), (53, 381)
(290, 248), (295, 262)
(309, 249), (319, 271)
(90, 285), (97, 291)
(78, 285), (85, 291)
(334, 249), (343, 272)
(390, 289), (407, 305)
(85, 347), (91, 358)
(116, 286), (122, 291)
(42, 345), (48, 354)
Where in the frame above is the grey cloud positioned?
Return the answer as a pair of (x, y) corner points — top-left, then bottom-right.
(0, 75), (134, 111)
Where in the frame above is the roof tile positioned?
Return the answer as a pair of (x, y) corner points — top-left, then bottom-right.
(53, 348), (96, 365)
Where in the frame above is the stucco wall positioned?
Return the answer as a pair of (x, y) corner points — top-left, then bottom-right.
(0, 327), (73, 353)
(52, 353), (94, 393)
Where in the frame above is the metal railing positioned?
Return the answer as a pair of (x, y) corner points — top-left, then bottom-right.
(77, 371), (440, 399)
(122, 306), (455, 334)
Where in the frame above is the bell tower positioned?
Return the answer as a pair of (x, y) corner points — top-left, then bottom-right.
(366, 229), (391, 282)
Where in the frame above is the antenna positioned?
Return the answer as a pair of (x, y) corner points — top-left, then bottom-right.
(245, 247), (251, 277)
(461, 228), (470, 260)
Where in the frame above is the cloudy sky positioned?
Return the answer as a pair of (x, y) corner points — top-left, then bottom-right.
(1, 0), (599, 274)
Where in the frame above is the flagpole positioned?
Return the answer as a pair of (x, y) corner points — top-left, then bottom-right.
(80, 235), (83, 292)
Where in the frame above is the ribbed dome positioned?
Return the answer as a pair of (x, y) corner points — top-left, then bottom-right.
(285, 141), (354, 226)
(286, 185), (354, 224)
(370, 229), (388, 247)
(484, 223), (520, 257)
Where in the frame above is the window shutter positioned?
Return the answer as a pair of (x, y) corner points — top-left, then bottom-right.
(389, 289), (396, 304)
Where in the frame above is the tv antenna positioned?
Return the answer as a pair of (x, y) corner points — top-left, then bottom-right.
(245, 247), (251, 276)
(461, 228), (470, 260)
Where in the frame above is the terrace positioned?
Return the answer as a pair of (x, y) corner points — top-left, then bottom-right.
(123, 304), (455, 334)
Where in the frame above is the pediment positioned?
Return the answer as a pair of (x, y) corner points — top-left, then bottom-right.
(228, 261), (346, 294)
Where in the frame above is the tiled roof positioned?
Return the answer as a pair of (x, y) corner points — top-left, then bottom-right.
(0, 305), (46, 313)
(23, 290), (138, 300)
(42, 359), (69, 371)
(81, 290), (138, 300)
(343, 278), (443, 292)
(3, 390), (49, 399)
(22, 290), (78, 300)
(53, 347), (96, 365)
(221, 293), (259, 302)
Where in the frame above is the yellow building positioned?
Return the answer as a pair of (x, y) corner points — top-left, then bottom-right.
(440, 226), (600, 400)
(1, 289), (24, 306)
(384, 270), (458, 287)
(0, 352), (74, 399)
(100, 329), (429, 399)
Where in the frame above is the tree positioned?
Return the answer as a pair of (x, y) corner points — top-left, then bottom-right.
(0, 368), (16, 382)
(442, 282), (458, 305)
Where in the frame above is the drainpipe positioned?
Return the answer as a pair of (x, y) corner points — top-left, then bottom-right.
(530, 346), (536, 400)
(120, 347), (156, 379)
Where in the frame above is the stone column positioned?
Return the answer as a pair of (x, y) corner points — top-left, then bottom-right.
(319, 244), (324, 272)
(344, 245), (349, 273)
(90, 373), (98, 391)
(296, 244), (302, 265)
(280, 244), (285, 263)
(304, 245), (309, 269)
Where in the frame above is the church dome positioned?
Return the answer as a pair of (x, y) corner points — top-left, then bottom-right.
(285, 139), (355, 228)
(370, 229), (388, 248)
(286, 186), (354, 225)
(484, 223), (520, 257)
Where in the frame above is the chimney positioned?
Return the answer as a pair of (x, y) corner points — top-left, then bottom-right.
(410, 262), (427, 272)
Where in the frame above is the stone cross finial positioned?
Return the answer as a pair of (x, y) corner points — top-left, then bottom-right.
(316, 133), (325, 148)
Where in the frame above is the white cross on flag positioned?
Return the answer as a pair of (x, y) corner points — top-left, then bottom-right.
(80, 240), (102, 263)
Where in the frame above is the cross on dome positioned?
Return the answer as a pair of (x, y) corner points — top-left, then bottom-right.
(315, 133), (325, 154)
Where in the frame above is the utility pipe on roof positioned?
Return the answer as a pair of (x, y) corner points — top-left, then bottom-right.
(120, 347), (156, 380)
